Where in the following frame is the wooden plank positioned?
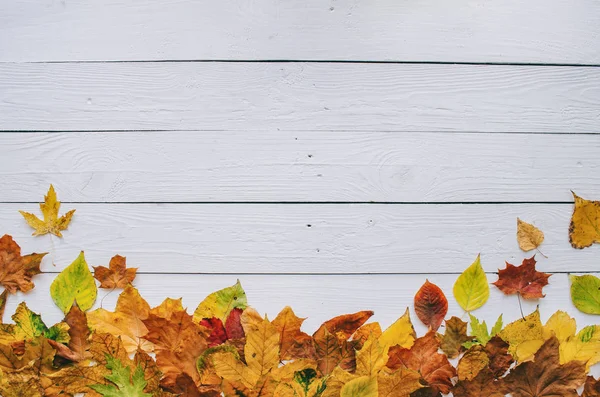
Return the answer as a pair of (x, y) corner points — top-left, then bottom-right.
(2, 131), (599, 203)
(8, 273), (600, 344)
(1, 0), (599, 64)
(2, 203), (598, 274)
(0, 63), (598, 132)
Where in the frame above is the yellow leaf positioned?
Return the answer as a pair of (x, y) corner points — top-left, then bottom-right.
(322, 366), (355, 397)
(355, 334), (386, 377)
(212, 351), (259, 389)
(340, 376), (378, 397)
(543, 310), (576, 344)
(378, 308), (416, 351)
(19, 184), (75, 238)
(193, 280), (247, 323)
(569, 192), (600, 249)
(245, 317), (280, 379)
(377, 367), (423, 397)
(457, 348), (489, 381)
(517, 218), (544, 252)
(453, 254), (489, 312)
(498, 309), (544, 362)
(50, 252), (97, 313)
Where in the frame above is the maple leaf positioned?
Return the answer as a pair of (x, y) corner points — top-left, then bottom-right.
(493, 256), (551, 299)
(89, 355), (152, 397)
(452, 368), (505, 397)
(94, 255), (138, 289)
(437, 316), (471, 359)
(517, 218), (545, 252)
(48, 301), (91, 362)
(414, 280), (448, 331)
(570, 274), (600, 314)
(0, 235), (46, 294)
(377, 367), (424, 397)
(583, 376), (600, 397)
(19, 184), (75, 238)
(272, 306), (315, 361)
(453, 254), (489, 312)
(386, 331), (456, 395)
(569, 191), (600, 249)
(498, 308), (544, 362)
(503, 336), (586, 397)
(88, 285), (153, 354)
(0, 366), (45, 397)
(143, 307), (209, 390)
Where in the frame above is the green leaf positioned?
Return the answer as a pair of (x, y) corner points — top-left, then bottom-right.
(89, 355), (151, 397)
(453, 254), (489, 312)
(463, 314), (502, 348)
(193, 280), (247, 322)
(50, 251), (97, 313)
(570, 274), (600, 314)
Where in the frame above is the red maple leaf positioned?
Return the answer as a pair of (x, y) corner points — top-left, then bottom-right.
(492, 256), (551, 299)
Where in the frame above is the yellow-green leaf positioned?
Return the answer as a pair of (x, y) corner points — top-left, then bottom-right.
(378, 308), (416, 351)
(193, 280), (247, 323)
(340, 376), (378, 397)
(50, 252), (97, 313)
(453, 255), (489, 312)
(570, 275), (600, 315)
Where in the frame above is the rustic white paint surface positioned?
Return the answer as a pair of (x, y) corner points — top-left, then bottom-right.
(1, 0), (599, 63)
(1, 0), (600, 390)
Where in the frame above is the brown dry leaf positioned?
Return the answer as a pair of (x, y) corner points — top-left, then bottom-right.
(93, 254), (137, 289)
(143, 307), (209, 389)
(377, 367), (424, 397)
(457, 346), (489, 381)
(0, 289), (8, 322)
(0, 366), (45, 397)
(89, 332), (130, 365)
(87, 284), (154, 354)
(272, 306), (315, 361)
(320, 310), (374, 340)
(48, 301), (91, 362)
(353, 322), (382, 348)
(437, 316), (471, 359)
(386, 330), (456, 395)
(517, 218), (545, 252)
(414, 280), (448, 331)
(484, 336), (513, 378)
(570, 192), (600, 249)
(493, 256), (551, 299)
(583, 376), (600, 396)
(45, 364), (108, 397)
(504, 336), (586, 397)
(19, 184), (75, 238)
(0, 235), (46, 294)
(452, 368), (505, 397)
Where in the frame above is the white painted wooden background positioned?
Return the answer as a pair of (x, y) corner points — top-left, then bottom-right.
(1, 0), (600, 382)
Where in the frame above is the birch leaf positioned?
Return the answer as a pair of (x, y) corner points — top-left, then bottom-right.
(516, 218), (544, 252)
(569, 192), (600, 249)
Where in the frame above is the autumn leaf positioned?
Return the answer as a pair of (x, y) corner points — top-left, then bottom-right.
(272, 306), (315, 361)
(570, 274), (600, 314)
(50, 251), (97, 313)
(583, 376), (600, 397)
(452, 368), (505, 397)
(0, 235), (46, 294)
(453, 254), (489, 312)
(437, 316), (471, 359)
(94, 255), (137, 289)
(48, 301), (91, 362)
(498, 308), (544, 362)
(193, 280), (247, 323)
(19, 184), (75, 238)
(88, 284), (153, 354)
(484, 336), (513, 378)
(463, 313), (502, 349)
(378, 308), (416, 351)
(377, 367), (423, 397)
(386, 331), (456, 395)
(89, 355), (152, 397)
(516, 218), (545, 252)
(414, 280), (448, 331)
(493, 256), (551, 299)
(503, 336), (586, 397)
(340, 376), (377, 397)
(569, 192), (600, 249)
(0, 289), (7, 322)
(0, 302), (68, 345)
(0, 366), (45, 397)
(457, 346), (489, 381)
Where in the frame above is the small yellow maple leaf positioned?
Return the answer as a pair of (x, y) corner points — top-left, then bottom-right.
(19, 185), (75, 238)
(498, 309), (545, 362)
(516, 218), (545, 252)
(569, 192), (600, 249)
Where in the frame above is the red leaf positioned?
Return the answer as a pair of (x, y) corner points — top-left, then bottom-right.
(225, 308), (244, 340)
(199, 317), (227, 347)
(492, 256), (551, 299)
(414, 280), (448, 331)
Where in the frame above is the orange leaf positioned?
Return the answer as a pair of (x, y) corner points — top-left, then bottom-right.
(414, 280), (448, 331)
(0, 235), (46, 294)
(492, 256), (551, 299)
(93, 254), (137, 289)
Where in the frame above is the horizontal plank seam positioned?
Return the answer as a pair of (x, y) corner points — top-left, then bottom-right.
(1, 59), (599, 68)
(0, 201), (575, 205)
(38, 271), (588, 275)
(1, 130), (600, 135)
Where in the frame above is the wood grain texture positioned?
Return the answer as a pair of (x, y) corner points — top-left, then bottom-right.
(2, 131), (600, 203)
(1, 63), (598, 132)
(2, 203), (598, 273)
(6, 273), (599, 349)
(1, 0), (599, 64)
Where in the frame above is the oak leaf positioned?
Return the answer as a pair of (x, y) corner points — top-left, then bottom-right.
(498, 309), (544, 362)
(569, 192), (600, 249)
(517, 218), (545, 252)
(437, 316), (471, 359)
(570, 274), (600, 314)
(88, 284), (153, 354)
(19, 184), (75, 237)
(493, 256), (551, 299)
(414, 280), (448, 331)
(503, 336), (586, 397)
(0, 235), (46, 294)
(386, 331), (456, 395)
(94, 255), (137, 289)
(50, 251), (97, 313)
(453, 254), (489, 312)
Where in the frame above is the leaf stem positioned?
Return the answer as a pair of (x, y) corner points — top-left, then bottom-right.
(536, 247), (548, 259)
(517, 292), (524, 319)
